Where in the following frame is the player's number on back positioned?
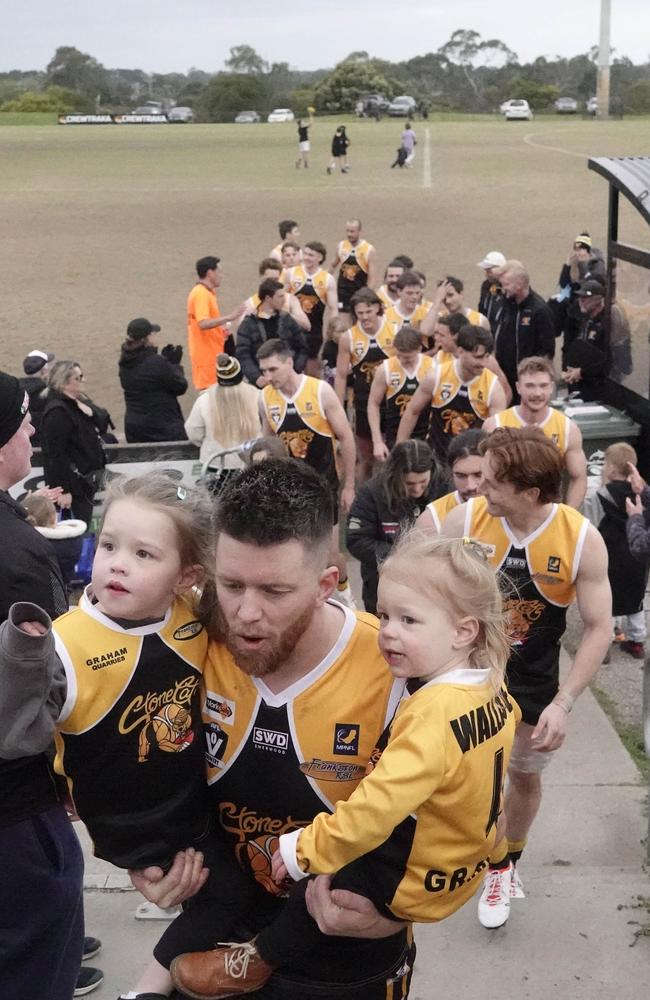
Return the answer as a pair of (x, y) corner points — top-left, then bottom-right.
(485, 748), (505, 837)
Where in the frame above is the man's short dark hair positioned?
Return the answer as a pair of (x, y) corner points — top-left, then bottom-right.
(281, 240), (301, 253)
(350, 287), (383, 315)
(216, 459), (334, 551)
(259, 257), (282, 276)
(440, 275), (463, 294)
(396, 270), (422, 291)
(437, 313), (467, 336)
(196, 256), (219, 278)
(394, 326), (422, 353)
(257, 338), (291, 362)
(391, 255), (414, 270)
(279, 219), (298, 239)
(258, 278), (284, 301)
(447, 428), (487, 467)
(457, 325), (494, 353)
(305, 240), (327, 262)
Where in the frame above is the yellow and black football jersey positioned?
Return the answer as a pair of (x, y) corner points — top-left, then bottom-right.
(465, 496), (589, 723)
(261, 375), (338, 488)
(424, 490), (462, 532)
(336, 239), (373, 308)
(53, 592), (210, 869)
(283, 670), (519, 922)
(286, 265), (330, 339)
(492, 406), (571, 456)
(384, 302), (430, 334)
(382, 354), (435, 445)
(428, 359), (498, 457)
(201, 605), (405, 897)
(348, 318), (395, 408)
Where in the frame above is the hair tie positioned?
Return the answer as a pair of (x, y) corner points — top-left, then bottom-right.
(177, 486), (187, 501)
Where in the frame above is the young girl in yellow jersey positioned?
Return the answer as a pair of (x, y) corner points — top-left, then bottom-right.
(0, 473), (259, 1000)
(170, 534), (519, 999)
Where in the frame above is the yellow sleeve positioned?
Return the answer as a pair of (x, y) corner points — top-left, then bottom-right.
(292, 701), (446, 875)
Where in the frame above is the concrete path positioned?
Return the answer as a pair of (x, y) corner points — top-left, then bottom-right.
(80, 654), (650, 999)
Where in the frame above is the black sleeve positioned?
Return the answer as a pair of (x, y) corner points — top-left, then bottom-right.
(40, 409), (83, 495)
(151, 356), (188, 396)
(532, 304), (556, 359)
(346, 484), (391, 568)
(235, 319), (262, 384)
(285, 318), (308, 373)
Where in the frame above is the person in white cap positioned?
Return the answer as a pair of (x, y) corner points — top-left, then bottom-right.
(19, 350), (55, 446)
(477, 251), (506, 330)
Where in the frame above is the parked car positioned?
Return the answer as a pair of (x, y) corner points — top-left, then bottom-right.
(267, 108), (295, 123)
(586, 96), (598, 115)
(356, 93), (390, 116)
(388, 96), (416, 117)
(133, 105), (165, 116)
(503, 99), (533, 121)
(167, 106), (194, 123)
(235, 110), (261, 123)
(555, 97), (578, 114)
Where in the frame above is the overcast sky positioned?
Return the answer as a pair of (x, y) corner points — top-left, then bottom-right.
(3, 0), (649, 74)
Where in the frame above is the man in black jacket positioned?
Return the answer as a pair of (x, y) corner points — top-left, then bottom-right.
(236, 278), (308, 386)
(0, 370), (85, 1000)
(119, 317), (188, 442)
(494, 260), (555, 400)
(18, 350), (54, 446)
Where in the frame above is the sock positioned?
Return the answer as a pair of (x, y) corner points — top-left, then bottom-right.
(507, 838), (527, 865)
(487, 838), (510, 871)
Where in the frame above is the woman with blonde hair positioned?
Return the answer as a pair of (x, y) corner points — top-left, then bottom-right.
(184, 354), (261, 467)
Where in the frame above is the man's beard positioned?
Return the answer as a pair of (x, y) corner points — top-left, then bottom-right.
(217, 602), (316, 678)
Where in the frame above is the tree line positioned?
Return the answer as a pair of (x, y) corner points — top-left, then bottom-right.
(2, 34), (650, 120)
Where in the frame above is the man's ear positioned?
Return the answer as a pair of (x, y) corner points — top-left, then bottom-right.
(316, 565), (339, 607)
(175, 564), (205, 595)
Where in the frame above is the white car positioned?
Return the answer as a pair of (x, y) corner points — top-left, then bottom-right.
(503, 99), (533, 121)
(167, 106), (194, 123)
(267, 108), (295, 123)
(388, 96), (416, 117)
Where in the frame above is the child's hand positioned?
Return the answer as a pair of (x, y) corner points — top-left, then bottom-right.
(18, 621), (47, 637)
(271, 848), (288, 883)
(626, 495), (643, 517)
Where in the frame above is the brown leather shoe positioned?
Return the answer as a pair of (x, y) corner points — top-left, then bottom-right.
(170, 940), (274, 999)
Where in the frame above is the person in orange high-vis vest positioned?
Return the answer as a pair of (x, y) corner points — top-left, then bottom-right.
(187, 256), (246, 390)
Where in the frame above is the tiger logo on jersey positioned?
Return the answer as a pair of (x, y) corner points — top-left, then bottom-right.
(280, 428), (314, 459)
(341, 263), (361, 282)
(442, 408), (478, 435)
(503, 598), (546, 644)
(137, 703), (194, 763)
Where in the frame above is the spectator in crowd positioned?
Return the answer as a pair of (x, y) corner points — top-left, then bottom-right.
(119, 318), (188, 443)
(185, 354), (261, 467)
(626, 462), (650, 559)
(346, 439), (441, 612)
(40, 361), (106, 526)
(596, 443), (648, 660)
(186, 255), (246, 390)
(494, 260), (556, 400)
(22, 493), (86, 591)
(18, 350), (54, 446)
(562, 279), (632, 400)
(0, 370), (85, 1000)
(477, 251), (506, 330)
(236, 278), (308, 386)
(549, 232), (606, 342)
(234, 259), (310, 338)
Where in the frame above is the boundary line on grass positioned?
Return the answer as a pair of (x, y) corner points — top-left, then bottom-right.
(423, 127), (432, 188)
(523, 132), (587, 159)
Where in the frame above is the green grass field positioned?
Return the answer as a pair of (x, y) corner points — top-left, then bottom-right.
(1, 115), (648, 422)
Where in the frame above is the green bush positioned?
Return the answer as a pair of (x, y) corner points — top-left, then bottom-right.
(0, 85), (92, 113)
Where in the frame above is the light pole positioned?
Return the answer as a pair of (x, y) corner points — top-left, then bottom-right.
(596, 0), (611, 118)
